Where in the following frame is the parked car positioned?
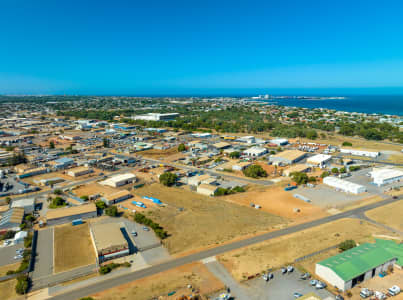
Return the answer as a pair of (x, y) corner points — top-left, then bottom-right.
(293, 292), (303, 298)
(360, 288), (373, 298)
(388, 285), (401, 296)
(131, 231), (138, 236)
(143, 227), (150, 231)
(281, 267), (287, 274)
(262, 274), (269, 281)
(287, 266), (294, 273)
(300, 273), (310, 280)
(268, 273), (274, 280)
(374, 291), (386, 300)
(335, 295), (344, 300)
(309, 279), (318, 286)
(315, 281), (326, 289)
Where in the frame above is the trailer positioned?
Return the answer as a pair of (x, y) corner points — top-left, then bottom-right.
(72, 218), (83, 226)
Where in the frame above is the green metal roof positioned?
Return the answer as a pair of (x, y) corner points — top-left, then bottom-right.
(317, 239), (402, 281)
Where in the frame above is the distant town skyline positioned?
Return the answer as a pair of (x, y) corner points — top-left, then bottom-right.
(1, 0), (403, 94)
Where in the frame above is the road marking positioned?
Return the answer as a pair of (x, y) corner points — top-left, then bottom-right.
(201, 256), (216, 264)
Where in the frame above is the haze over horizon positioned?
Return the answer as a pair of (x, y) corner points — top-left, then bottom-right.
(1, 0), (403, 95)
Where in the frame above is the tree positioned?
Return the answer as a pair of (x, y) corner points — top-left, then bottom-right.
(53, 189), (62, 195)
(103, 137), (110, 148)
(15, 275), (30, 295)
(5, 196), (11, 204)
(308, 176), (317, 183)
(331, 167), (339, 174)
(243, 165), (267, 178)
(159, 172), (178, 187)
(340, 167), (347, 173)
(291, 172), (309, 185)
(105, 205), (118, 217)
(339, 239), (356, 252)
(49, 141), (55, 149)
(342, 141), (352, 147)
(80, 195), (89, 201)
(177, 143), (186, 152)
(229, 151), (241, 159)
(320, 171), (330, 178)
(95, 200), (106, 210)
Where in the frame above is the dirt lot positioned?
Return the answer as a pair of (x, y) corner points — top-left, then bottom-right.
(223, 185), (328, 222)
(0, 262), (20, 277)
(54, 223), (96, 273)
(92, 262), (224, 300)
(134, 184), (285, 255)
(0, 279), (17, 300)
(141, 147), (179, 160)
(218, 218), (397, 281)
(366, 199), (403, 232)
(73, 182), (118, 198)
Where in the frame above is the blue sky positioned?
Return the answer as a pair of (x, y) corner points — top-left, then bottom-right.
(1, 0), (403, 95)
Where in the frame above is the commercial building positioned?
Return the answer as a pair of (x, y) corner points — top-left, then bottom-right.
(283, 164), (311, 177)
(232, 161), (252, 171)
(243, 146), (267, 157)
(53, 157), (75, 170)
(0, 207), (24, 230)
(90, 222), (130, 262)
(18, 167), (48, 178)
(269, 138), (289, 146)
(196, 184), (218, 196)
(323, 176), (366, 194)
(133, 113), (179, 121)
(187, 174), (212, 186)
(11, 198), (35, 214)
(269, 150), (306, 166)
(340, 148), (380, 158)
(369, 167), (403, 186)
(316, 239), (403, 291)
(67, 166), (92, 177)
(100, 173), (136, 187)
(307, 154), (332, 166)
(103, 190), (133, 205)
(212, 142), (231, 150)
(45, 203), (97, 226)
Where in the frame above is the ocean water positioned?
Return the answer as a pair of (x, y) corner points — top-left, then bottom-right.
(262, 95), (403, 116)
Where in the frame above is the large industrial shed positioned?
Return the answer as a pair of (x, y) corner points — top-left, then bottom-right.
(0, 207), (24, 230)
(340, 148), (379, 158)
(307, 154), (332, 166)
(103, 190), (132, 205)
(323, 176), (366, 194)
(46, 203), (97, 226)
(243, 146), (267, 157)
(11, 198), (35, 214)
(316, 239), (403, 291)
(369, 168), (403, 186)
(100, 173), (136, 187)
(269, 150), (306, 166)
(90, 222), (129, 262)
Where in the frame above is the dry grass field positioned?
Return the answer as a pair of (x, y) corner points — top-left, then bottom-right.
(366, 199), (403, 232)
(54, 223), (96, 273)
(135, 183), (286, 255)
(0, 263), (20, 277)
(218, 218), (397, 281)
(92, 262), (223, 300)
(0, 279), (17, 300)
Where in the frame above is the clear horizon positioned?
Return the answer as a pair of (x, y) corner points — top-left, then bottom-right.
(1, 0), (403, 94)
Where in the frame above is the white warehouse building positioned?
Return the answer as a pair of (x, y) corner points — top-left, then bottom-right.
(340, 148), (380, 158)
(243, 146), (267, 157)
(369, 168), (403, 186)
(100, 173), (136, 187)
(323, 176), (366, 194)
(307, 154), (332, 166)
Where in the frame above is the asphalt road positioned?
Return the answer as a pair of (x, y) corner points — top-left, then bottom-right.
(48, 195), (402, 300)
(32, 228), (53, 280)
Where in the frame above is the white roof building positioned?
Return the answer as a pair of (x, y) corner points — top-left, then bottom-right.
(100, 173), (136, 187)
(323, 176), (366, 194)
(269, 138), (289, 146)
(11, 198), (35, 214)
(369, 168), (403, 186)
(243, 146), (267, 157)
(307, 154), (332, 166)
(340, 148), (380, 158)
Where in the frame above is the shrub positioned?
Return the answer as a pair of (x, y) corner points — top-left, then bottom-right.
(134, 213), (168, 239)
(331, 167), (339, 174)
(243, 165), (267, 178)
(95, 200), (106, 209)
(15, 275), (30, 295)
(339, 239), (356, 252)
(159, 172), (178, 187)
(342, 141), (353, 147)
(349, 166), (361, 172)
(229, 151), (240, 159)
(320, 171), (330, 178)
(53, 189), (62, 195)
(290, 172), (308, 185)
(80, 195), (89, 201)
(177, 143), (186, 152)
(105, 205), (118, 217)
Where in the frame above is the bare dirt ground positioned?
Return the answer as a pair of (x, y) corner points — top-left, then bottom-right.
(366, 199), (403, 232)
(134, 183), (286, 255)
(141, 148), (179, 160)
(223, 185), (328, 222)
(92, 262), (224, 300)
(218, 218), (397, 281)
(54, 223), (96, 273)
(73, 182), (118, 198)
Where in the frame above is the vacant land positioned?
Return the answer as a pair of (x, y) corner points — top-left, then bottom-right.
(0, 279), (17, 300)
(92, 262), (223, 300)
(54, 223), (96, 273)
(366, 199), (403, 232)
(224, 186), (328, 222)
(0, 262), (20, 276)
(218, 218), (396, 281)
(135, 184), (285, 255)
(141, 147), (178, 159)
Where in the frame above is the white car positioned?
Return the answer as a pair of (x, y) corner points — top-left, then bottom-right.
(388, 285), (401, 296)
(287, 265), (294, 272)
(374, 291), (386, 300)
